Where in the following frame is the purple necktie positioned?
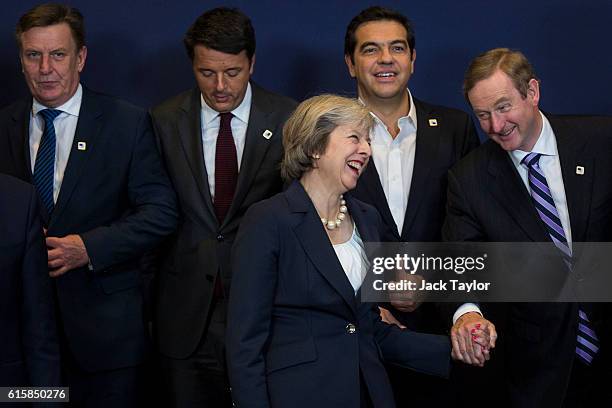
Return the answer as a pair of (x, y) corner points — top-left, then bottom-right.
(214, 112), (238, 223)
(522, 152), (599, 365)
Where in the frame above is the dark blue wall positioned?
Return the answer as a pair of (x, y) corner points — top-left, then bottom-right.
(3, 0), (611, 118)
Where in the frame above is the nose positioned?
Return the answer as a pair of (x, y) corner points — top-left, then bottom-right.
(489, 112), (506, 134)
(358, 138), (371, 158)
(39, 54), (52, 74)
(215, 74), (227, 92)
(377, 47), (392, 64)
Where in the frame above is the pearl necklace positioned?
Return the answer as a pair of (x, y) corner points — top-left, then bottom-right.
(320, 195), (347, 230)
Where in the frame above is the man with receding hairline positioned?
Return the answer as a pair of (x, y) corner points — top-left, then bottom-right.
(0, 3), (178, 406)
(444, 47), (612, 407)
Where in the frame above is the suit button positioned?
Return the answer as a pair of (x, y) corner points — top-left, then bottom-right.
(217, 234), (224, 241)
(346, 323), (357, 334)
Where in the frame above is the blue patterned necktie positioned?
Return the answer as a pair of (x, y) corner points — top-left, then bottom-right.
(522, 152), (599, 365)
(33, 108), (62, 216)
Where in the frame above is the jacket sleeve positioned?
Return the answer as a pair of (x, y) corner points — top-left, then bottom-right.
(226, 203), (279, 408)
(22, 187), (61, 387)
(80, 111), (178, 271)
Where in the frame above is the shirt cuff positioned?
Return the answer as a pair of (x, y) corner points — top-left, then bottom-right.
(453, 303), (482, 324)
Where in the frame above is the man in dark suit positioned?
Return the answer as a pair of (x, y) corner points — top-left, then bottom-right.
(0, 174), (59, 390)
(151, 7), (297, 407)
(444, 48), (612, 407)
(344, 6), (480, 404)
(0, 4), (178, 406)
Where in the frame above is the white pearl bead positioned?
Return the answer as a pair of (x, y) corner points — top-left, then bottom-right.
(337, 213), (345, 220)
(327, 220), (336, 230)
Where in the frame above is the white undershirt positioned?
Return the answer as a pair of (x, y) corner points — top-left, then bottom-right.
(333, 224), (369, 294)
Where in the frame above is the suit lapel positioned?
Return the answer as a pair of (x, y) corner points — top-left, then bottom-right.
(486, 144), (550, 242)
(223, 85), (274, 226)
(287, 182), (358, 314)
(50, 88), (101, 226)
(550, 117), (591, 243)
(359, 160), (399, 238)
(178, 88), (217, 222)
(401, 99), (441, 239)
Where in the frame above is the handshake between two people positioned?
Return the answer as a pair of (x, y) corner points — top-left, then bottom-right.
(380, 305), (496, 368)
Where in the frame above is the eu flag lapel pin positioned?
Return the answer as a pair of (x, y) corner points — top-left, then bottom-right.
(428, 119), (438, 127)
(263, 130), (273, 139)
(576, 166), (584, 175)
(77, 141), (87, 151)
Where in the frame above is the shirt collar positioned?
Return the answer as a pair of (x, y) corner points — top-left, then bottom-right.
(32, 83), (82, 117)
(509, 111), (557, 166)
(361, 88), (418, 132)
(200, 82), (252, 126)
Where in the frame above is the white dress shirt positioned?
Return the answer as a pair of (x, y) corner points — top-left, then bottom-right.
(368, 89), (418, 236)
(29, 84), (83, 203)
(200, 83), (252, 200)
(508, 111), (572, 247)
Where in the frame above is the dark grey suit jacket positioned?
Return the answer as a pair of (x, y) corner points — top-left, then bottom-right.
(443, 114), (612, 407)
(151, 83), (297, 358)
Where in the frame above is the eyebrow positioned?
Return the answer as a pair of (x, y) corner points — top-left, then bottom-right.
(358, 39), (408, 51)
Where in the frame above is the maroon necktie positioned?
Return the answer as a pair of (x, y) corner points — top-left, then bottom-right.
(214, 112), (238, 223)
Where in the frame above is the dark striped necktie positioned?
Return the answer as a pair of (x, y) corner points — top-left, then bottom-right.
(522, 152), (599, 365)
(33, 108), (62, 216)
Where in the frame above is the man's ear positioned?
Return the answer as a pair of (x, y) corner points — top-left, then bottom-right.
(345, 54), (356, 78)
(527, 78), (540, 106)
(409, 48), (416, 74)
(249, 54), (256, 75)
(77, 46), (88, 73)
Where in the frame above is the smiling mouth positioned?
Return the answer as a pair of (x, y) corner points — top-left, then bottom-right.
(347, 160), (364, 175)
(374, 72), (396, 78)
(498, 126), (516, 137)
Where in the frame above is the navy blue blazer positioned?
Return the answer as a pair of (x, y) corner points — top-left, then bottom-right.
(0, 174), (59, 387)
(0, 88), (178, 372)
(227, 181), (450, 408)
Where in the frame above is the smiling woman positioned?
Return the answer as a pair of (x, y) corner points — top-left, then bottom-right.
(226, 94), (452, 408)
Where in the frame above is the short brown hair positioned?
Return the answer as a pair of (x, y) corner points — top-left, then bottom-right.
(281, 94), (374, 181)
(16, 3), (85, 50)
(463, 48), (539, 101)
(184, 7), (255, 61)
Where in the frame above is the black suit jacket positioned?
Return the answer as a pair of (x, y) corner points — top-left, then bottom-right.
(151, 83), (297, 358)
(443, 114), (612, 407)
(0, 88), (178, 372)
(351, 98), (479, 331)
(0, 174), (59, 387)
(227, 181), (451, 408)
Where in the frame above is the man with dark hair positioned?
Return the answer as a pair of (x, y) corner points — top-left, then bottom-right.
(0, 3), (178, 406)
(444, 47), (612, 406)
(344, 6), (482, 406)
(151, 7), (297, 407)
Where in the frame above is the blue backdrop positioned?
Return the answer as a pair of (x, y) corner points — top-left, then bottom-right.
(2, 0), (611, 119)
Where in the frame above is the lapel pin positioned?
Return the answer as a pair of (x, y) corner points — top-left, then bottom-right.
(77, 141), (87, 151)
(428, 119), (438, 127)
(262, 130), (273, 140)
(576, 166), (584, 175)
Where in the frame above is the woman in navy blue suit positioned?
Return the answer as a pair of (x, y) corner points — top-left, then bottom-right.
(227, 95), (451, 408)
